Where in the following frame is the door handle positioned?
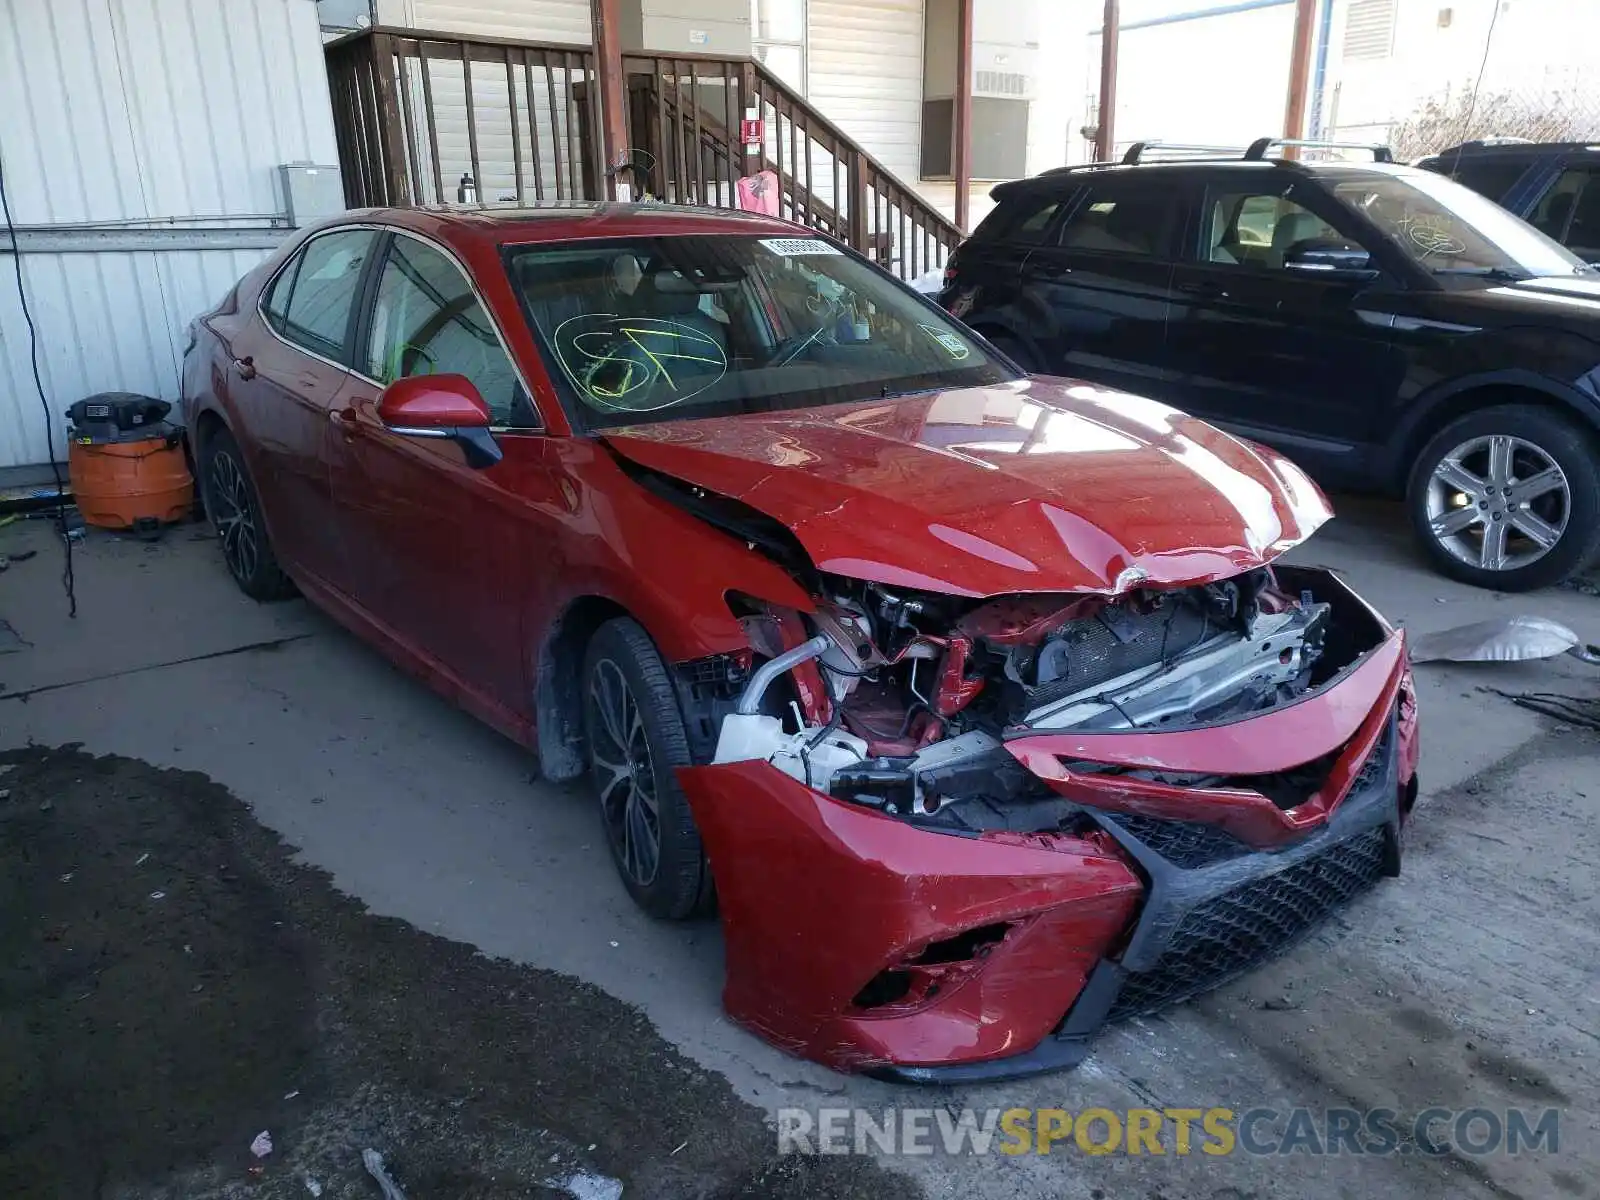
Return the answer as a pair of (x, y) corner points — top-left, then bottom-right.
(332, 407), (359, 431)
(231, 356), (256, 381)
(1176, 281), (1227, 298)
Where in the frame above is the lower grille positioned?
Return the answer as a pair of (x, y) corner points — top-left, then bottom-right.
(1112, 814), (1251, 869)
(1108, 826), (1389, 1020)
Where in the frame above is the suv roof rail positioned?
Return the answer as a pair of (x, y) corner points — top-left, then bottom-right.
(1122, 140), (1249, 164)
(1244, 137), (1394, 163)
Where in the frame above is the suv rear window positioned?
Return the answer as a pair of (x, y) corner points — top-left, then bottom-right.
(973, 192), (1072, 245)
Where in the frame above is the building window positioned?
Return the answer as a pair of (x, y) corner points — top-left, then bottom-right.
(752, 0), (806, 92)
(1343, 0), (1398, 60)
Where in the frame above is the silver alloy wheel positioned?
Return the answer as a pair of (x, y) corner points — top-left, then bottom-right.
(208, 448), (260, 584)
(1425, 434), (1570, 572)
(589, 657), (661, 887)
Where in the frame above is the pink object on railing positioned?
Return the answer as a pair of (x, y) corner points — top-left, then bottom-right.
(737, 170), (780, 216)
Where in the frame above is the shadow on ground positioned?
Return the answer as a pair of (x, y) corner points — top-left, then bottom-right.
(0, 745), (918, 1200)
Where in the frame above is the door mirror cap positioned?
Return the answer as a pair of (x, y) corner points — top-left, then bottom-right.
(1283, 240), (1378, 279)
(377, 374), (502, 469)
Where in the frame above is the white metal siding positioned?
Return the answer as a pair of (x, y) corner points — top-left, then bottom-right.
(0, 0), (335, 469)
(808, 0), (924, 184)
(383, 0), (594, 42)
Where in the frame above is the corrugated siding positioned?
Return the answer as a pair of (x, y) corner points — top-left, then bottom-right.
(0, 0), (334, 468)
(0, 249), (280, 466)
(807, 0), (924, 184)
(403, 0), (593, 43)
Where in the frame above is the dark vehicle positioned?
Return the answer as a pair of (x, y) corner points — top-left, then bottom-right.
(1418, 139), (1600, 262)
(944, 138), (1600, 591)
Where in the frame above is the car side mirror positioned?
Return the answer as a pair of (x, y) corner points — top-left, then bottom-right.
(1283, 240), (1378, 280)
(377, 374), (503, 469)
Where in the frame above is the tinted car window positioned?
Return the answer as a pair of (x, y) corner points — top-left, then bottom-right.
(975, 192), (1072, 245)
(365, 234), (531, 426)
(506, 234), (1011, 429)
(277, 230), (374, 361)
(1055, 184), (1180, 257)
(1202, 189), (1358, 270)
(1438, 158), (1529, 203)
(1530, 167), (1600, 260)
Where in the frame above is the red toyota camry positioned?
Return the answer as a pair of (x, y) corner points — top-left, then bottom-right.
(183, 204), (1419, 1081)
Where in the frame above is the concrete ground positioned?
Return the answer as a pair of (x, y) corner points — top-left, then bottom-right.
(2, 497), (1597, 1199)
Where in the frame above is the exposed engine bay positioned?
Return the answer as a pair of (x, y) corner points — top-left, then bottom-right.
(711, 565), (1385, 830)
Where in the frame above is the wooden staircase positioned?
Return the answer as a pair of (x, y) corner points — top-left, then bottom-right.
(324, 27), (963, 282)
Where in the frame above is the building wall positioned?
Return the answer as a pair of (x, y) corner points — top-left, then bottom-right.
(808, 0), (925, 185)
(376, 0), (594, 42)
(1080, 0), (1298, 162)
(0, 0), (337, 470)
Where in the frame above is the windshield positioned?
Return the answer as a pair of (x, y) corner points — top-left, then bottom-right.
(1330, 171), (1584, 278)
(505, 235), (1012, 428)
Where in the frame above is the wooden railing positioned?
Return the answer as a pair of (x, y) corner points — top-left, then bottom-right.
(324, 29), (964, 280)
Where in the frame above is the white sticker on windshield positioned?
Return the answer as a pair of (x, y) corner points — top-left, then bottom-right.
(920, 324), (971, 360)
(760, 237), (842, 257)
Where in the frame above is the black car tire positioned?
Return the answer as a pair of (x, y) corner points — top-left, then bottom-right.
(198, 425), (296, 601)
(1406, 405), (1600, 591)
(583, 618), (714, 920)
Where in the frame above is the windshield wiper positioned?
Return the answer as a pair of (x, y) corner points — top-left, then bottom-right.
(1431, 265), (1530, 281)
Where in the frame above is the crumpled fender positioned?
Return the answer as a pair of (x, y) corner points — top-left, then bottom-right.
(1006, 630), (1408, 848)
(677, 761), (1141, 1072)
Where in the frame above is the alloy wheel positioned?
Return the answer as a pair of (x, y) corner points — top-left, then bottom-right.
(589, 657), (661, 887)
(208, 448), (260, 584)
(1425, 434), (1570, 573)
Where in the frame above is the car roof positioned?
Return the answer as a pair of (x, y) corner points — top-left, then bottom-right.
(992, 157), (1427, 199)
(338, 202), (814, 249)
(1424, 140), (1600, 159)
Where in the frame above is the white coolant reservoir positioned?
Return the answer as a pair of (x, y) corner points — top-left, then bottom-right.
(713, 713), (787, 763)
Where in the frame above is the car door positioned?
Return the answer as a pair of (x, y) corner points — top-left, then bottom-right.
(1163, 174), (1405, 466)
(216, 226), (376, 588)
(1014, 177), (1183, 397)
(330, 229), (556, 720)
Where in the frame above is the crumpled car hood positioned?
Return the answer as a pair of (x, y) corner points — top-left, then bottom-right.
(601, 377), (1332, 596)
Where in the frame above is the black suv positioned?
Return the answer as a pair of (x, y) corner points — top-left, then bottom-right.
(943, 139), (1600, 591)
(1418, 140), (1600, 263)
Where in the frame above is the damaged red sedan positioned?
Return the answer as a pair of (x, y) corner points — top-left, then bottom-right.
(183, 205), (1419, 1082)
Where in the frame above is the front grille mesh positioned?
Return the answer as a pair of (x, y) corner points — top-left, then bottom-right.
(1108, 826), (1389, 1021)
(1112, 814), (1251, 869)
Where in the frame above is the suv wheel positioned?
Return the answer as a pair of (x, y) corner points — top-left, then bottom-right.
(1407, 405), (1600, 591)
(582, 618), (714, 920)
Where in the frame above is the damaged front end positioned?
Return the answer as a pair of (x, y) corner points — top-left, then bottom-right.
(677, 563), (1418, 1080)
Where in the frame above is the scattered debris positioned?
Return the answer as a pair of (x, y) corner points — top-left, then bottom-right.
(149, 890), (166, 900)
(135, 852), (150, 866)
(671, 1140), (689, 1155)
(1493, 690), (1600, 733)
(58, 872), (73, 883)
(557, 1173), (625, 1200)
(305, 1177), (323, 1197)
(1259, 995), (1301, 1012)
(250, 1130), (273, 1158)
(284, 1089), (301, 1100)
(362, 1148), (408, 1200)
(1410, 615), (1597, 664)
(0, 789), (9, 801)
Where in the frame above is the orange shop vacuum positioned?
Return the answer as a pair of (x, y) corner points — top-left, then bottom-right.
(66, 393), (194, 534)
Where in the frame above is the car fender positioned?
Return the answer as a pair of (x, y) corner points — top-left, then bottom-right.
(1382, 358), (1600, 486)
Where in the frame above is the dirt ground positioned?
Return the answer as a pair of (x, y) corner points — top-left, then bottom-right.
(0, 744), (918, 1200)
